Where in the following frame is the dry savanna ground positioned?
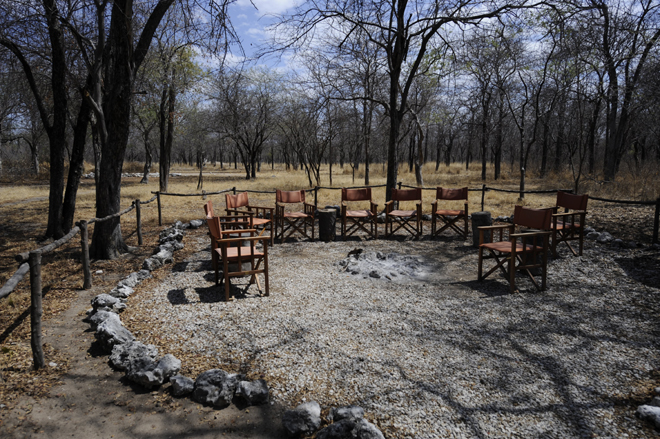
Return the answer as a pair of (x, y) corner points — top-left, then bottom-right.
(0, 161), (659, 432)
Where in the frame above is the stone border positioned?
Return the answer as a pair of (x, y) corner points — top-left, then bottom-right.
(82, 219), (386, 438)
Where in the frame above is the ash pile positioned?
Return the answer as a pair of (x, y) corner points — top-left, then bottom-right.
(337, 248), (429, 281)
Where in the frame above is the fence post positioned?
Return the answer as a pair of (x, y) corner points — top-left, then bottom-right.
(78, 220), (92, 289)
(481, 184), (486, 212)
(232, 187), (236, 195)
(202, 190), (206, 200)
(135, 199), (143, 245)
(29, 250), (44, 370)
(157, 191), (162, 226)
(654, 197), (660, 245)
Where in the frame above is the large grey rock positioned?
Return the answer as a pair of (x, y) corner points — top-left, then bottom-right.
(328, 406), (364, 422)
(189, 219), (204, 229)
(155, 354), (182, 381)
(315, 419), (354, 439)
(118, 272), (141, 288)
(315, 417), (384, 439)
(91, 294), (120, 311)
(282, 401), (321, 437)
(152, 248), (174, 264)
(95, 313), (135, 352)
(235, 379), (269, 405)
(142, 257), (163, 271)
(192, 369), (241, 409)
(354, 419), (385, 439)
(637, 404), (660, 428)
(586, 231), (601, 240)
(87, 310), (115, 330)
(596, 231), (613, 243)
(125, 354), (181, 389)
(109, 285), (134, 299)
(109, 341), (159, 371)
(136, 269), (153, 281)
(159, 228), (184, 244)
(170, 375), (195, 397)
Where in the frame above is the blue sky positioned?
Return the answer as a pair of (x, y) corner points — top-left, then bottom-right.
(228, 0), (300, 68)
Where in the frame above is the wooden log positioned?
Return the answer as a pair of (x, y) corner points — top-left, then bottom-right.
(0, 263), (30, 300)
(29, 250), (44, 370)
(135, 199), (143, 245)
(481, 184), (486, 212)
(157, 191), (162, 226)
(79, 220), (92, 289)
(16, 226), (80, 263)
(654, 197), (660, 244)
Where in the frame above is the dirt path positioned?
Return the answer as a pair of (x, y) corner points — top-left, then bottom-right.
(1, 282), (288, 439)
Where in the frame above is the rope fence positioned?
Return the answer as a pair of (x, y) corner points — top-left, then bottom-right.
(2, 183), (658, 369)
(0, 195), (158, 369)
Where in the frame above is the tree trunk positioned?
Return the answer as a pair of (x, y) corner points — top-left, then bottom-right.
(62, 95), (91, 233)
(43, 0), (68, 240)
(90, 0), (140, 260)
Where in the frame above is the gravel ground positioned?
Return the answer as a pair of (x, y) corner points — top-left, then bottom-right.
(124, 229), (660, 439)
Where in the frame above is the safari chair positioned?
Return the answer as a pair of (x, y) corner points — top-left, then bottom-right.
(385, 188), (423, 238)
(478, 205), (552, 293)
(431, 187), (469, 239)
(340, 187), (378, 239)
(204, 200), (214, 219)
(550, 191), (588, 257)
(275, 189), (316, 242)
(206, 215), (269, 301)
(225, 191), (274, 246)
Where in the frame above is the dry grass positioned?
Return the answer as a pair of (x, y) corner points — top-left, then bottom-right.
(0, 160), (658, 413)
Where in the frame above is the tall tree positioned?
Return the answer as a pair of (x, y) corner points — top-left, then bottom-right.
(278, 0), (542, 200)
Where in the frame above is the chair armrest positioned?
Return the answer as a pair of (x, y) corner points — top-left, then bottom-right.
(304, 202), (316, 216)
(511, 231), (551, 239)
(431, 200), (438, 212)
(226, 208), (254, 216)
(479, 224), (514, 245)
(478, 224), (512, 231)
(384, 200), (394, 214)
(370, 201), (378, 215)
(553, 210), (587, 218)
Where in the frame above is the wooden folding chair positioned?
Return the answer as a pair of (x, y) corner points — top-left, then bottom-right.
(206, 215), (269, 301)
(550, 191), (588, 257)
(431, 187), (469, 239)
(204, 200), (214, 219)
(478, 205), (551, 293)
(385, 188), (422, 238)
(340, 187), (378, 239)
(275, 189), (316, 242)
(226, 191), (274, 246)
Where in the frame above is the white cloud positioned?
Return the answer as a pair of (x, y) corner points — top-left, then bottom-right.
(237, 14), (247, 19)
(235, 0), (299, 16)
(247, 27), (266, 36)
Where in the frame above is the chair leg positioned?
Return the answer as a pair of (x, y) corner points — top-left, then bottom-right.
(478, 247), (483, 280)
(509, 253), (516, 293)
(223, 257), (231, 301)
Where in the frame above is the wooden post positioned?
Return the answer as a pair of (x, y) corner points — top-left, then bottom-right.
(79, 220), (92, 289)
(481, 184), (486, 212)
(314, 186), (319, 208)
(135, 199), (143, 245)
(157, 191), (162, 226)
(232, 186), (236, 195)
(29, 250), (44, 370)
(653, 197), (660, 244)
